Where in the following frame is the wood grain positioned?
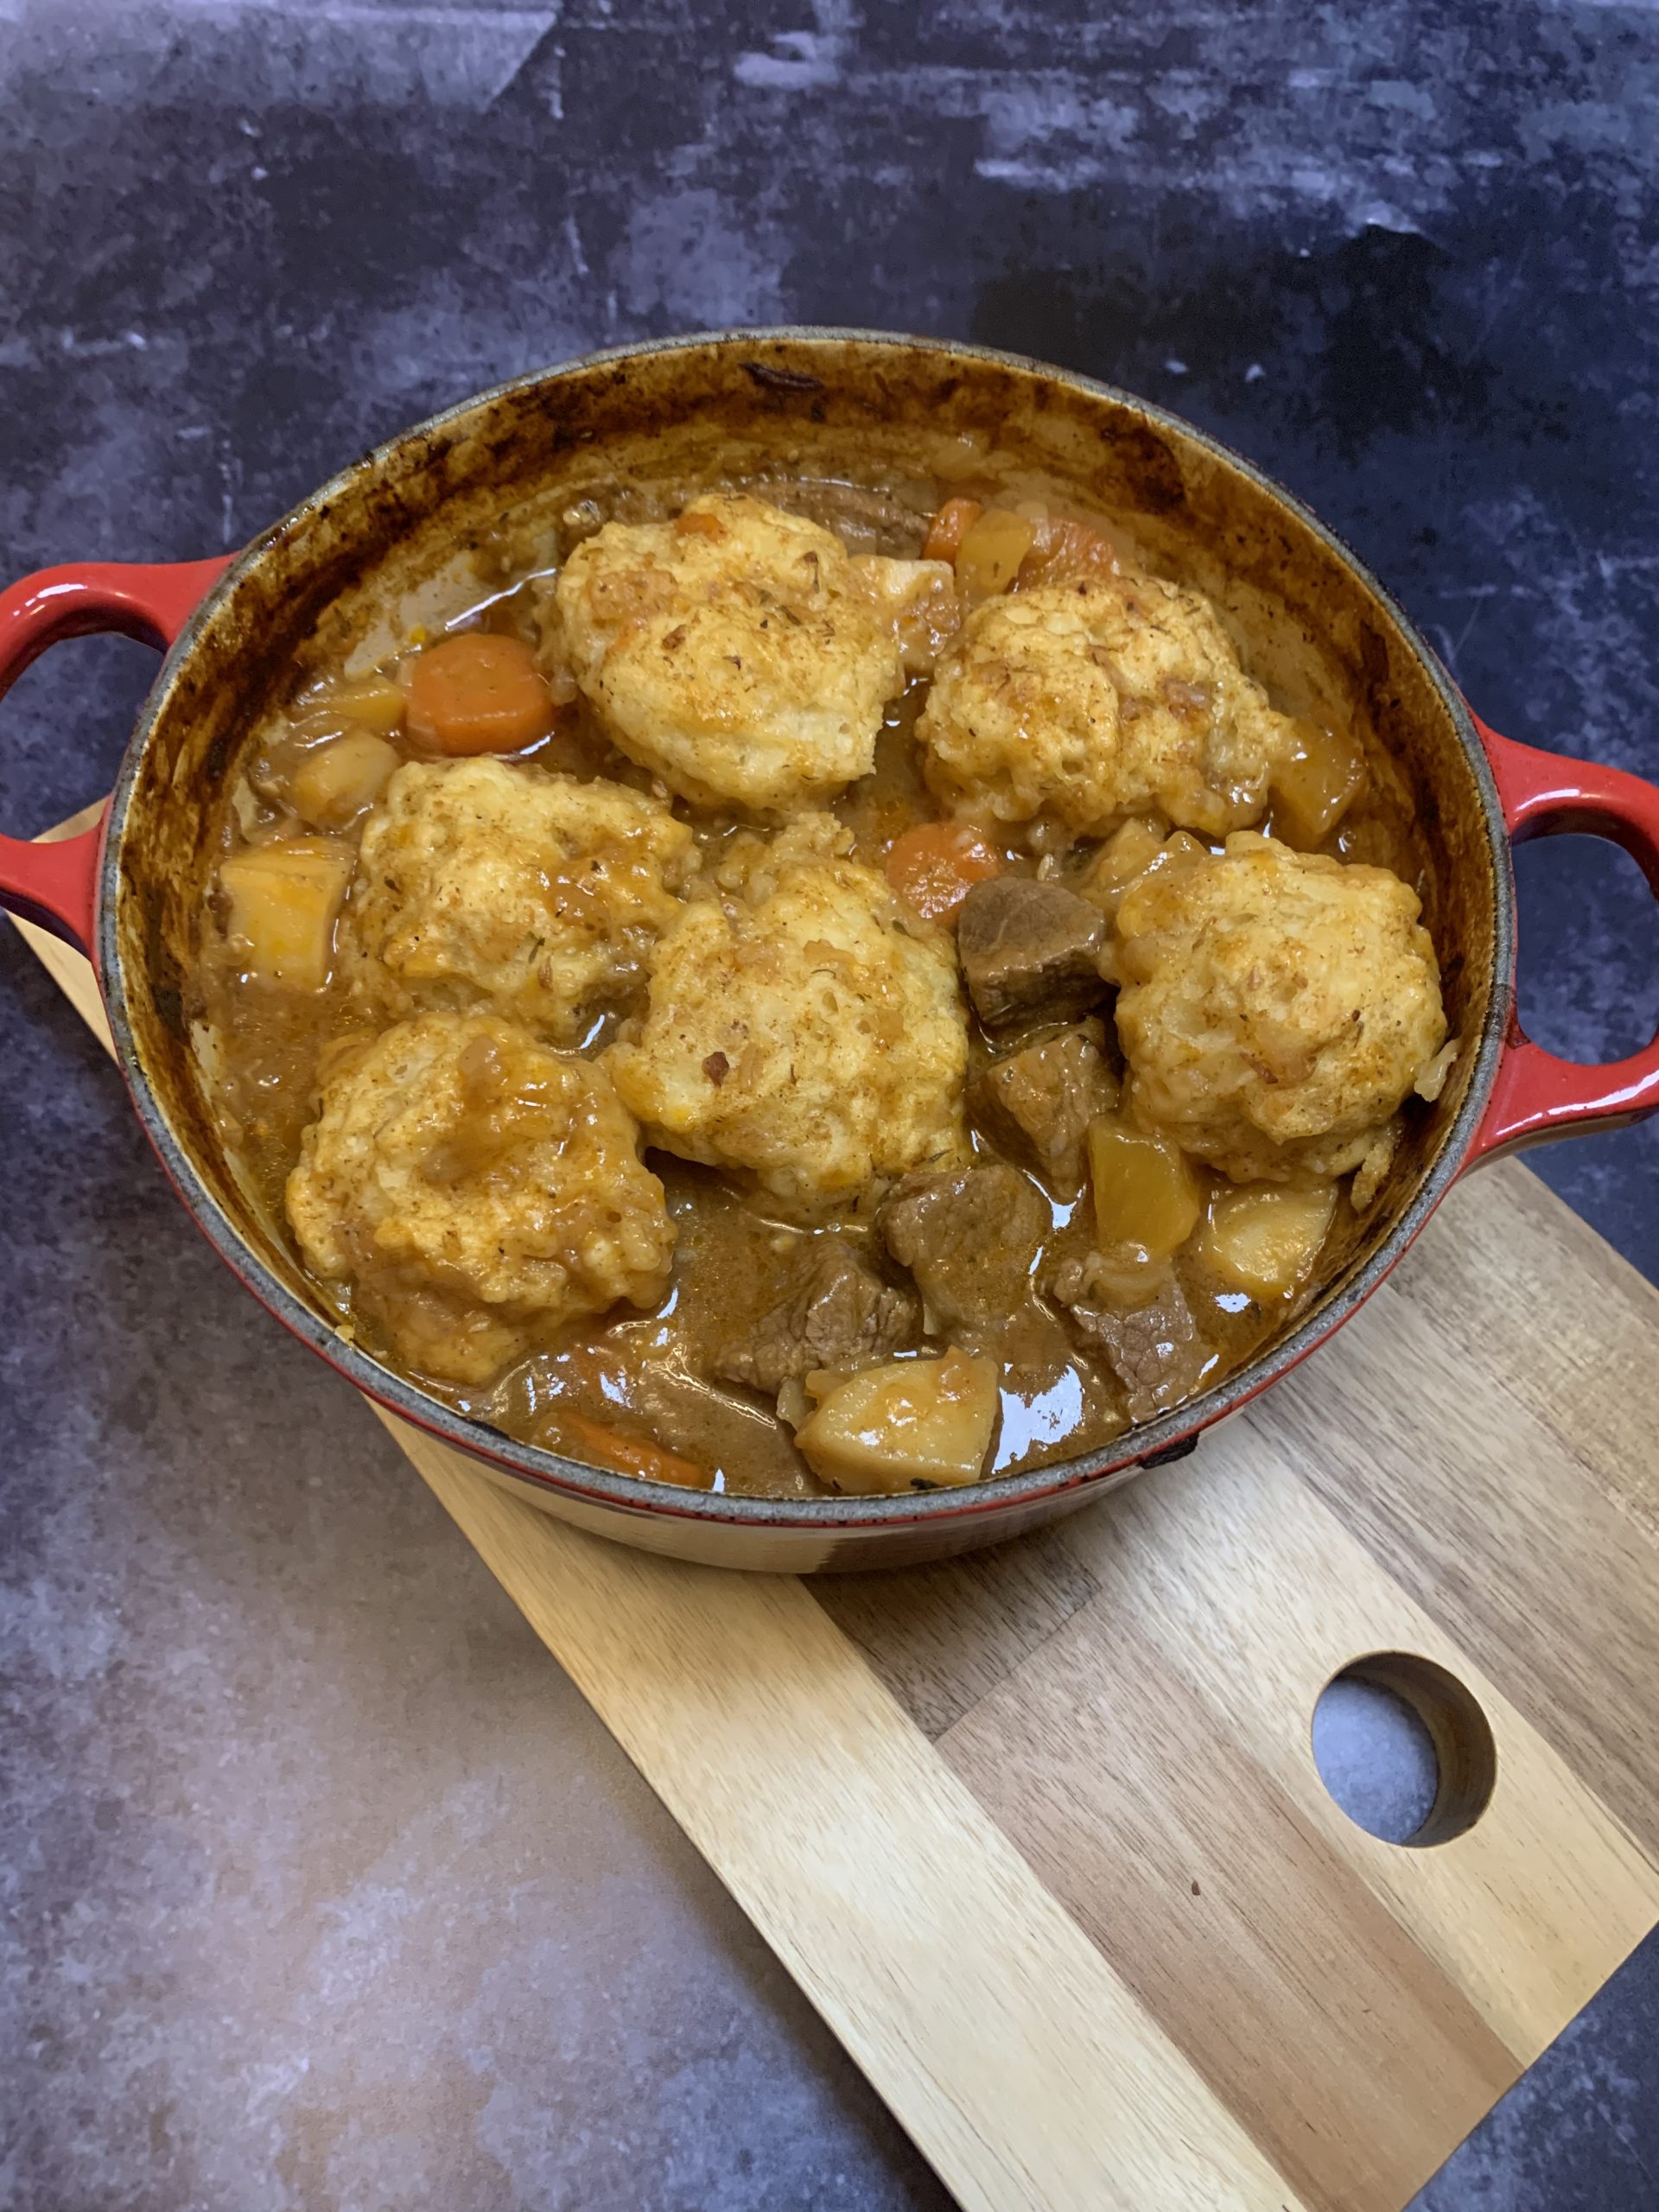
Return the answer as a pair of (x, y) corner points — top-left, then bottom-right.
(816, 1524), (1100, 1738)
(1057, 1443), (1656, 2055)
(941, 1598), (1516, 2212)
(1398, 1164), (1659, 1546)
(18, 830), (1659, 2212)
(1263, 1247), (1659, 1864)
(390, 1410), (1309, 2212)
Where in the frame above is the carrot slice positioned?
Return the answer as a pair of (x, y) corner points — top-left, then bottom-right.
(886, 820), (1005, 923)
(558, 1409), (713, 1490)
(404, 632), (556, 756)
(922, 496), (983, 563)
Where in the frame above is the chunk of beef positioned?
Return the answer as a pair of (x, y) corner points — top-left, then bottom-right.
(878, 1163), (1049, 1332)
(974, 1020), (1118, 1195)
(1051, 1255), (1218, 1426)
(714, 1241), (918, 1398)
(955, 877), (1108, 1027)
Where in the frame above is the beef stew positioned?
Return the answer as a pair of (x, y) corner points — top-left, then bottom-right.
(190, 471), (1451, 1499)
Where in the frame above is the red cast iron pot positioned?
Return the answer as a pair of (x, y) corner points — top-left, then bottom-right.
(5, 331), (1659, 1573)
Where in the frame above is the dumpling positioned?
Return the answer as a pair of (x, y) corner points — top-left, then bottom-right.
(1112, 832), (1447, 1182)
(287, 1011), (674, 1382)
(605, 815), (969, 1214)
(918, 573), (1292, 839)
(553, 493), (954, 812)
(346, 757), (694, 1042)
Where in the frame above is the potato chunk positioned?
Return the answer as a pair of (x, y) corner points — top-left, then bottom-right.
(917, 573), (1293, 838)
(286, 1011), (674, 1383)
(328, 676), (407, 736)
(219, 836), (353, 989)
(553, 493), (948, 811)
(796, 1350), (1000, 1494)
(1198, 1182), (1338, 1300)
(289, 733), (401, 830)
(606, 815), (968, 1215)
(1115, 831), (1447, 1182)
(346, 758), (695, 1042)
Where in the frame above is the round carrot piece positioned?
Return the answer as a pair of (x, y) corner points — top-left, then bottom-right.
(886, 820), (1005, 923)
(404, 632), (557, 756)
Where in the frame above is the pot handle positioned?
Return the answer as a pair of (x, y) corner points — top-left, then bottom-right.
(1465, 714), (1659, 1165)
(0, 556), (235, 954)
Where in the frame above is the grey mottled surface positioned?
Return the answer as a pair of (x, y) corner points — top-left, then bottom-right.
(3, 3), (1658, 2207)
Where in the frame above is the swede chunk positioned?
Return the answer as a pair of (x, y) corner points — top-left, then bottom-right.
(1087, 1112), (1200, 1259)
(953, 508), (1037, 601)
(219, 837), (353, 989)
(1269, 720), (1365, 848)
(796, 1350), (1000, 1494)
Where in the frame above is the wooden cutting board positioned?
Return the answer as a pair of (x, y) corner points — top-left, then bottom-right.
(17, 810), (1659, 2212)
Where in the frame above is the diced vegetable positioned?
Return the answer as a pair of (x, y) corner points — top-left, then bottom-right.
(219, 836), (353, 989)
(885, 820), (1004, 922)
(1088, 1113), (1201, 1258)
(404, 631), (557, 756)
(1350, 1125), (1397, 1214)
(1073, 1240), (1171, 1308)
(1018, 514), (1120, 588)
(327, 676), (407, 735)
(1080, 817), (1166, 918)
(796, 1349), (1001, 1494)
(1150, 830), (1210, 873)
(558, 1409), (713, 1489)
(1198, 1181), (1337, 1300)
(288, 733), (401, 829)
(954, 508), (1038, 601)
(1414, 1037), (1459, 1103)
(1269, 719), (1366, 848)
(228, 777), (265, 841)
(1082, 822), (1210, 931)
(922, 497), (983, 563)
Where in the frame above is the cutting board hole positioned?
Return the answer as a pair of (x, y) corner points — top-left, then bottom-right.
(1313, 1653), (1497, 1846)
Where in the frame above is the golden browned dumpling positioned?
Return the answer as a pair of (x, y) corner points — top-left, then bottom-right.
(917, 574), (1292, 838)
(552, 493), (955, 812)
(286, 1011), (674, 1382)
(346, 758), (695, 1042)
(1113, 833), (1447, 1182)
(605, 816), (969, 1214)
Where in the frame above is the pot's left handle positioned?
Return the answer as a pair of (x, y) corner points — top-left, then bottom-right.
(0, 556), (235, 954)
(1465, 715), (1659, 1164)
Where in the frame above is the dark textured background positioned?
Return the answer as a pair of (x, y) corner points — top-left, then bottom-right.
(3, 3), (1658, 2207)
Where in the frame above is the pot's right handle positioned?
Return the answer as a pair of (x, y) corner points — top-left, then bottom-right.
(0, 556), (234, 955)
(1465, 715), (1659, 1165)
